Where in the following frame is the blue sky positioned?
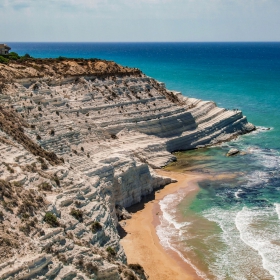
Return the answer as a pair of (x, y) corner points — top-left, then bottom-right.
(1, 0), (280, 42)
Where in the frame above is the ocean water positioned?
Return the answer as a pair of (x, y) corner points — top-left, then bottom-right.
(9, 42), (280, 279)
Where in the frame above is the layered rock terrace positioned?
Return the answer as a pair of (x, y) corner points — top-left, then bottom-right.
(0, 59), (254, 280)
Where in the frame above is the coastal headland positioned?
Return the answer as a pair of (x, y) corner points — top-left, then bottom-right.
(0, 57), (254, 279)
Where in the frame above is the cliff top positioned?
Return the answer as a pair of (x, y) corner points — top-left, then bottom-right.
(0, 56), (141, 82)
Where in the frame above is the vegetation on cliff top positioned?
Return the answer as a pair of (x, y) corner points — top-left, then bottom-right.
(0, 52), (101, 65)
(0, 53), (142, 82)
(0, 52), (31, 64)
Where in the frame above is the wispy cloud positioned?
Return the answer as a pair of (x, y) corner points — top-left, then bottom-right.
(2, 0), (278, 12)
(2, 0), (32, 10)
(0, 0), (188, 10)
(0, 0), (279, 41)
(2, 0), (171, 9)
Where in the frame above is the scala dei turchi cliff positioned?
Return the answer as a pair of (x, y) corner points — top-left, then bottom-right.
(0, 58), (255, 280)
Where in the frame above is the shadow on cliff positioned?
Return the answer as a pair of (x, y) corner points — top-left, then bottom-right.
(117, 224), (128, 239)
(127, 190), (158, 213)
(118, 185), (165, 239)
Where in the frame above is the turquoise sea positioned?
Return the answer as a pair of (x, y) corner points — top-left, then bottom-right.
(9, 42), (280, 279)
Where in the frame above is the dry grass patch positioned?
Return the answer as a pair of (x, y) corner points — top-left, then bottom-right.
(0, 106), (63, 165)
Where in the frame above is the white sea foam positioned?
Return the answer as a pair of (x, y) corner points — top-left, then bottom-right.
(217, 126), (273, 149)
(216, 144), (280, 279)
(157, 192), (190, 248)
(156, 191), (209, 279)
(242, 147), (280, 192)
(156, 140), (280, 279)
(275, 203), (280, 220)
(245, 170), (271, 187)
(254, 126), (274, 133)
(235, 206), (280, 280)
(234, 189), (243, 198)
(238, 126), (273, 138)
(202, 207), (272, 280)
(250, 148), (280, 169)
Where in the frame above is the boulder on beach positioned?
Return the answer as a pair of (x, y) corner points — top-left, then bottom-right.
(227, 148), (240, 156)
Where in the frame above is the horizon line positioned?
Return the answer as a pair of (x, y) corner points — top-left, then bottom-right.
(5, 41), (280, 44)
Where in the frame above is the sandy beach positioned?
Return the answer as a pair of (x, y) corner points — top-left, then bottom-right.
(120, 170), (206, 280)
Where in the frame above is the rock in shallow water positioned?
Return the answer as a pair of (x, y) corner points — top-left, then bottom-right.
(227, 148), (240, 156)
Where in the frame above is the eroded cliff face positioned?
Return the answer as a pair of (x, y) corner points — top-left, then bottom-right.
(0, 59), (254, 279)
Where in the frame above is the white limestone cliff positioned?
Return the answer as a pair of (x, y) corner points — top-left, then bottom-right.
(0, 63), (254, 279)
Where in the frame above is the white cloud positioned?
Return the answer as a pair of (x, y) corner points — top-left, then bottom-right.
(1, 0), (165, 9)
(1, 0), (278, 12)
(0, 0), (279, 41)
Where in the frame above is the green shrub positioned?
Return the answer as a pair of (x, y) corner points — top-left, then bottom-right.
(75, 200), (81, 207)
(41, 162), (48, 170)
(37, 157), (47, 169)
(21, 213), (30, 220)
(3, 162), (14, 173)
(24, 163), (37, 173)
(0, 56), (9, 64)
(57, 56), (67, 61)
(106, 246), (116, 256)
(38, 182), (52, 191)
(20, 224), (30, 235)
(70, 208), (83, 221)
(58, 253), (67, 264)
(13, 181), (23, 187)
(84, 262), (98, 275)
(91, 221), (102, 233)
(8, 52), (20, 60)
(53, 175), (60, 186)
(37, 157), (44, 164)
(2, 237), (12, 246)
(44, 212), (59, 227)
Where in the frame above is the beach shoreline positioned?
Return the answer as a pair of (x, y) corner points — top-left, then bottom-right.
(120, 170), (207, 280)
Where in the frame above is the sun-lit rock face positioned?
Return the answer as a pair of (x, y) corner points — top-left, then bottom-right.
(0, 60), (254, 279)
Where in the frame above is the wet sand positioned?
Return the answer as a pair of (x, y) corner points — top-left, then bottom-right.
(120, 170), (206, 280)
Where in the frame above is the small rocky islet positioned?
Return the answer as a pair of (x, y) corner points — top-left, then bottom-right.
(0, 57), (254, 279)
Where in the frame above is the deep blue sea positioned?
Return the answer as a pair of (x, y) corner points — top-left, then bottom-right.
(9, 42), (280, 279)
